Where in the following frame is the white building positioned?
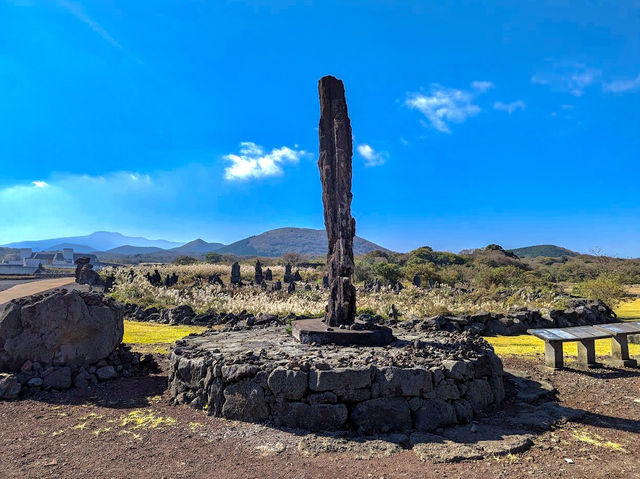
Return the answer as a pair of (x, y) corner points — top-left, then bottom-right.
(1, 247), (100, 272)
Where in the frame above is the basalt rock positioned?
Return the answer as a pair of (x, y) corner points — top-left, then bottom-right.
(318, 75), (356, 327)
(231, 262), (242, 285)
(264, 268), (273, 281)
(0, 290), (124, 371)
(255, 261), (263, 284)
(75, 258), (103, 286)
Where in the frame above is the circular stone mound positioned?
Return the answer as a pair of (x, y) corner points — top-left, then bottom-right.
(168, 325), (505, 434)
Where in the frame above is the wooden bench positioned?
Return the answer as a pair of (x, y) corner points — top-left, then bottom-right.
(592, 322), (640, 368)
(527, 326), (613, 369)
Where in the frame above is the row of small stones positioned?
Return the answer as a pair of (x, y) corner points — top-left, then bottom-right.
(0, 346), (155, 400)
(168, 353), (504, 434)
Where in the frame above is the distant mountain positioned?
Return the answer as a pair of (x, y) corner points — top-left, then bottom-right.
(48, 243), (96, 253)
(105, 245), (165, 255)
(2, 231), (183, 252)
(170, 239), (225, 255)
(509, 245), (579, 258)
(215, 227), (388, 257)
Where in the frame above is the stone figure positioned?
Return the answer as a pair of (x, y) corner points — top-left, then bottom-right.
(255, 260), (263, 284)
(264, 268), (273, 281)
(412, 274), (421, 287)
(231, 262), (242, 285)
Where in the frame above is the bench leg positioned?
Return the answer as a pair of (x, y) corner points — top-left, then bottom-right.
(577, 339), (600, 368)
(545, 340), (564, 369)
(609, 334), (638, 368)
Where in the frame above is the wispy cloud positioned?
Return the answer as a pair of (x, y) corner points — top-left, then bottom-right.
(471, 81), (495, 93)
(531, 62), (601, 96)
(405, 82), (488, 133)
(603, 73), (640, 93)
(356, 144), (388, 167)
(493, 100), (526, 114)
(57, 0), (122, 50)
(223, 142), (309, 180)
(32, 181), (48, 188)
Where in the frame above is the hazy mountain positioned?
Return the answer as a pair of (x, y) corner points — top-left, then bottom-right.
(48, 243), (96, 253)
(170, 239), (225, 255)
(105, 245), (165, 255)
(3, 231), (183, 252)
(215, 227), (388, 257)
(509, 245), (579, 258)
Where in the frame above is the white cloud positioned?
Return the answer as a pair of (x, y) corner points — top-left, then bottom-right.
(32, 181), (48, 188)
(531, 63), (601, 96)
(57, 0), (122, 50)
(493, 100), (526, 114)
(603, 73), (640, 93)
(471, 81), (495, 93)
(356, 144), (388, 167)
(223, 142), (308, 180)
(405, 85), (482, 133)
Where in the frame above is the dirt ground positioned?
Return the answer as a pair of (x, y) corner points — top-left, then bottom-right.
(0, 355), (638, 479)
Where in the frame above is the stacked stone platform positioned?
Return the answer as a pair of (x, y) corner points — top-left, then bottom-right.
(168, 326), (504, 434)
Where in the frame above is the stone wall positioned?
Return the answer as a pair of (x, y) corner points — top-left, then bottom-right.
(126, 298), (616, 337)
(168, 328), (504, 434)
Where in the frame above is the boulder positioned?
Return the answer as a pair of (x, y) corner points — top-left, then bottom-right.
(274, 401), (347, 431)
(43, 367), (72, 389)
(0, 373), (21, 399)
(221, 378), (269, 422)
(350, 397), (411, 434)
(267, 369), (308, 400)
(0, 291), (124, 371)
(96, 365), (117, 380)
(414, 399), (457, 432)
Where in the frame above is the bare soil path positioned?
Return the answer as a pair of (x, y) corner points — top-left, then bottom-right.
(0, 356), (638, 479)
(0, 277), (75, 307)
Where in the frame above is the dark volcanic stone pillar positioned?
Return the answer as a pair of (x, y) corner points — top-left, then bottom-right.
(318, 75), (356, 327)
(255, 260), (263, 284)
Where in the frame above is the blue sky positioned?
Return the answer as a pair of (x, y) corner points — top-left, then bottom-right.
(1, 1), (639, 256)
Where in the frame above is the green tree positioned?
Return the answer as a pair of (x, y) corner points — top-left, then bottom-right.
(373, 262), (403, 283)
(173, 256), (198, 265)
(204, 252), (223, 263)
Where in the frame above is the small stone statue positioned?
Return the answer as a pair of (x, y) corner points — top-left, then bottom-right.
(231, 262), (242, 285)
(255, 260), (263, 284)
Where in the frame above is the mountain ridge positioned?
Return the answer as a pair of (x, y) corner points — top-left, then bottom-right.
(508, 244), (579, 258)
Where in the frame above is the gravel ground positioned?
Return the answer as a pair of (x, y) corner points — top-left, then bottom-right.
(0, 355), (638, 479)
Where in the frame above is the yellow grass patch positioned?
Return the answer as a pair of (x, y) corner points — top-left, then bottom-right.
(123, 320), (207, 354)
(119, 409), (177, 430)
(615, 299), (640, 320)
(571, 428), (627, 452)
(486, 335), (640, 358)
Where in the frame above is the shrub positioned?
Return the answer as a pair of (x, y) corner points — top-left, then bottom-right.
(573, 274), (628, 308)
(372, 262), (403, 283)
(173, 256), (199, 265)
(204, 252), (223, 263)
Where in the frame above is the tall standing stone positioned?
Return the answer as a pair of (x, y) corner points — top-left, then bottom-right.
(231, 262), (241, 285)
(318, 75), (356, 327)
(284, 264), (293, 283)
(255, 260), (263, 284)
